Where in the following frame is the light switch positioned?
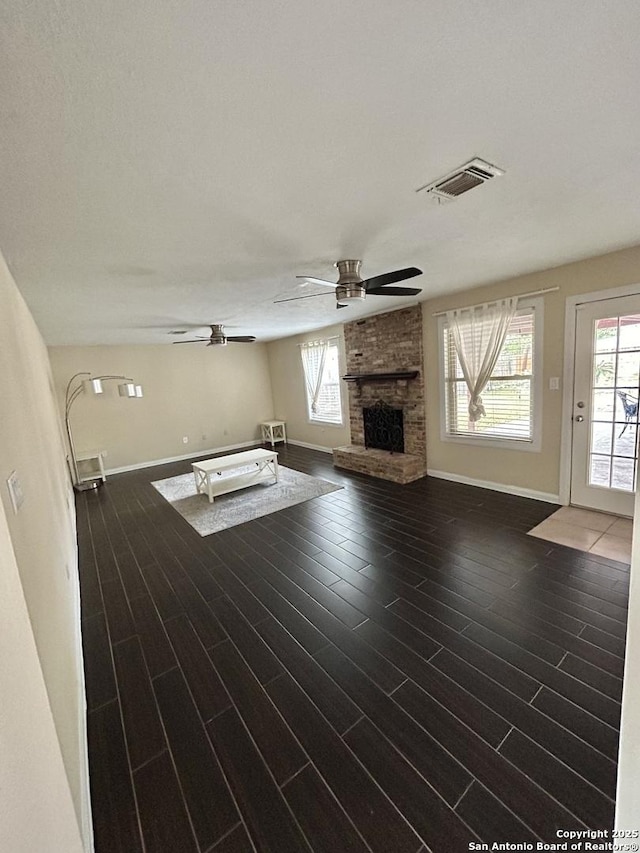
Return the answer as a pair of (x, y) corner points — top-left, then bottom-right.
(549, 377), (560, 391)
(6, 471), (25, 514)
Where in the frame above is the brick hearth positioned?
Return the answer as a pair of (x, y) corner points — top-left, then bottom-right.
(333, 304), (427, 484)
(332, 445), (426, 484)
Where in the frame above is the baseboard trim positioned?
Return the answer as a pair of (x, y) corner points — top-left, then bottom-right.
(105, 440), (262, 475)
(427, 469), (560, 504)
(287, 440), (334, 454)
(73, 552), (94, 852)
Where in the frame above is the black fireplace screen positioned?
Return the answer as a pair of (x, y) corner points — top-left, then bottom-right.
(363, 401), (404, 453)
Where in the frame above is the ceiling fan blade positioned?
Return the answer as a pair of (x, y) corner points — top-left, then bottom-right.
(274, 292), (335, 304)
(226, 336), (257, 342)
(365, 286), (422, 296)
(172, 339), (208, 344)
(364, 267), (422, 290)
(337, 303), (348, 310)
(295, 275), (337, 287)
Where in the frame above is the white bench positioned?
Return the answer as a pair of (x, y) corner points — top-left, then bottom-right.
(192, 448), (278, 503)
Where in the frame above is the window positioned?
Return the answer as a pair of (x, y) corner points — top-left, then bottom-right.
(440, 299), (542, 450)
(300, 338), (343, 425)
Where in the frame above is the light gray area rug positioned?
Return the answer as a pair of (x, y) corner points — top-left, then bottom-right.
(151, 464), (342, 536)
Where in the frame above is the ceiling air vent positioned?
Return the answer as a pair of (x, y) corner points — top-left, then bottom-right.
(416, 158), (504, 201)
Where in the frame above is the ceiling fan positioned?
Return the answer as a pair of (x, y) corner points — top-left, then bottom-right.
(274, 259), (423, 307)
(171, 324), (256, 346)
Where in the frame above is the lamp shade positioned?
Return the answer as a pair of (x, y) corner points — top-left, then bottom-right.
(118, 382), (136, 397)
(84, 378), (103, 394)
(135, 385), (144, 398)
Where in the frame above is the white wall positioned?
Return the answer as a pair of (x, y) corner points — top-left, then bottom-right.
(49, 342), (275, 471)
(0, 252), (89, 848)
(0, 499), (84, 853)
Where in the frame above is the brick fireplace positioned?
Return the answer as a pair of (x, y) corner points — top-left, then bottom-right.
(333, 304), (427, 484)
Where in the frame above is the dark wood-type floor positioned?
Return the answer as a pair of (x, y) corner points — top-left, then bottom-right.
(78, 445), (628, 853)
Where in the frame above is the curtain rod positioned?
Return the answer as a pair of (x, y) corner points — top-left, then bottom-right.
(297, 335), (339, 347)
(432, 286), (559, 317)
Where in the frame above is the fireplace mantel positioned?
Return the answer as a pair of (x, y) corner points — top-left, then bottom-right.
(342, 370), (418, 386)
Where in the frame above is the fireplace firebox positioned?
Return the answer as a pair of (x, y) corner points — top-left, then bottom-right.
(363, 401), (404, 454)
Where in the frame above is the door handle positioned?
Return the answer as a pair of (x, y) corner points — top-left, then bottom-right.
(575, 415), (584, 422)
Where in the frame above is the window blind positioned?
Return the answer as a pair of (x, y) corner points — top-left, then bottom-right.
(444, 308), (535, 441)
(301, 339), (343, 424)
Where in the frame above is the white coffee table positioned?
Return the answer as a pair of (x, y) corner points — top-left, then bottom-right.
(192, 448), (278, 503)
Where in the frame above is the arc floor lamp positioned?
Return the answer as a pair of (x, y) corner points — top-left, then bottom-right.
(65, 372), (143, 491)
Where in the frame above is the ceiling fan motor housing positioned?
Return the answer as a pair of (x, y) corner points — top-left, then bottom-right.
(335, 260), (366, 300)
(208, 324), (227, 346)
(335, 259), (363, 284)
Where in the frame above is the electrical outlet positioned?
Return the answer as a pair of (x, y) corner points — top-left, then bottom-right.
(549, 377), (560, 391)
(182, 436), (189, 444)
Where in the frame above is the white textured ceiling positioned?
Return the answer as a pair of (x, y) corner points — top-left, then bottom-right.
(1, 1), (640, 345)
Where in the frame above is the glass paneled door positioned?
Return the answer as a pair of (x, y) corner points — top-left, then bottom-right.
(570, 294), (640, 516)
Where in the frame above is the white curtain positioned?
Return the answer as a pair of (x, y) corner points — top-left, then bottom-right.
(446, 297), (518, 422)
(300, 340), (329, 414)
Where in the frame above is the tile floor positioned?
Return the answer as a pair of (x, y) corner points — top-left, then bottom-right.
(528, 506), (634, 563)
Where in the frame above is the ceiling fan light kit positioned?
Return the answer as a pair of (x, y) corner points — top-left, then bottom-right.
(336, 283), (366, 302)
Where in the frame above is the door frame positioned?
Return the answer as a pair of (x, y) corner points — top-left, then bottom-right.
(559, 282), (640, 506)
